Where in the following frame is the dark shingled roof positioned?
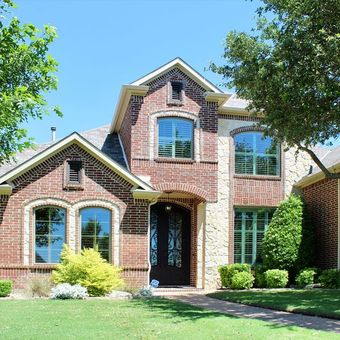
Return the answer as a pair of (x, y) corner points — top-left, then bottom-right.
(0, 124), (127, 177)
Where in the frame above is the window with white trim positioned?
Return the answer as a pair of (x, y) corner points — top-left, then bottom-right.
(158, 117), (193, 159)
(35, 207), (66, 263)
(234, 208), (275, 264)
(234, 132), (280, 176)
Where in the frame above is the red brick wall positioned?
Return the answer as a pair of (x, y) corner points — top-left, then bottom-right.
(119, 68), (218, 202)
(303, 178), (338, 269)
(0, 144), (149, 287)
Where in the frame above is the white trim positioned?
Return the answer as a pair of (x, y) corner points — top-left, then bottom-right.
(295, 163), (340, 188)
(338, 179), (340, 270)
(0, 132), (155, 192)
(131, 57), (222, 94)
(117, 133), (130, 171)
(109, 85), (149, 133)
(132, 189), (161, 200)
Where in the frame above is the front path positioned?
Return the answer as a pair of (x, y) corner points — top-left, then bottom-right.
(167, 293), (340, 334)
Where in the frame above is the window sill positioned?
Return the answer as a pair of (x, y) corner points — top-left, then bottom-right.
(63, 182), (84, 190)
(155, 157), (195, 164)
(167, 99), (183, 106)
(234, 174), (281, 181)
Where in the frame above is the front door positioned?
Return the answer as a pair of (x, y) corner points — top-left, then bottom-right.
(150, 203), (191, 286)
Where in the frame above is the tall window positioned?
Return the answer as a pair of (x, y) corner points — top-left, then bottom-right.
(234, 132), (280, 176)
(234, 209), (275, 264)
(35, 207), (65, 263)
(80, 207), (111, 261)
(158, 118), (193, 159)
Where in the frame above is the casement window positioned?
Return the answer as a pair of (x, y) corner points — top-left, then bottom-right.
(80, 207), (111, 261)
(234, 132), (280, 176)
(35, 207), (66, 263)
(158, 117), (193, 159)
(234, 209), (275, 264)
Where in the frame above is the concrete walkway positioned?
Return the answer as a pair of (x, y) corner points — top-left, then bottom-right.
(166, 293), (340, 334)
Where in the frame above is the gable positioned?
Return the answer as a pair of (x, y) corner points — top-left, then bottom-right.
(0, 132), (155, 193)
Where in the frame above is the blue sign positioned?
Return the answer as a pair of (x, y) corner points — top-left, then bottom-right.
(150, 279), (159, 288)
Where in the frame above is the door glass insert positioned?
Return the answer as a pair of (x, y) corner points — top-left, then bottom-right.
(168, 211), (182, 268)
(150, 210), (158, 266)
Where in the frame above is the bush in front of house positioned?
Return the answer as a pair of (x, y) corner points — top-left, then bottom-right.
(262, 195), (304, 272)
(0, 279), (12, 297)
(319, 269), (340, 289)
(231, 271), (254, 290)
(52, 245), (124, 296)
(265, 269), (288, 288)
(50, 283), (88, 299)
(25, 276), (52, 297)
(252, 264), (266, 288)
(218, 263), (251, 288)
(295, 268), (316, 288)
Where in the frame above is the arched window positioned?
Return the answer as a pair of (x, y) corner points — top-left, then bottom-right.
(35, 207), (66, 263)
(80, 207), (111, 261)
(158, 117), (193, 159)
(234, 131), (280, 176)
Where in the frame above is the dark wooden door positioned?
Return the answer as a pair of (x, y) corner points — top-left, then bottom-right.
(150, 203), (191, 286)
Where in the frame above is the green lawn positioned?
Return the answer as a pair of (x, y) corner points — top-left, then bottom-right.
(0, 299), (338, 339)
(208, 289), (340, 319)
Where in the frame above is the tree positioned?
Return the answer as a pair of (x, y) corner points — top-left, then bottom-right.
(261, 194), (314, 274)
(211, 0), (340, 179)
(0, 0), (61, 165)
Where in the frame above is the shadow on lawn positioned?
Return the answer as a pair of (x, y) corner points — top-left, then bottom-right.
(129, 298), (236, 323)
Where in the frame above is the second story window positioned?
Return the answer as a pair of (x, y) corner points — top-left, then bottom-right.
(234, 131), (280, 176)
(158, 118), (193, 159)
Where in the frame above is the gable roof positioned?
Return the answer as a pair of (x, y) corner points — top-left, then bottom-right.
(295, 145), (340, 188)
(0, 131), (154, 192)
(131, 57), (223, 93)
(0, 124), (127, 177)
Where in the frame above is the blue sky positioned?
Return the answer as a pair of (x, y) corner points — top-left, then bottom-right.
(14, 0), (262, 143)
(13, 0), (339, 148)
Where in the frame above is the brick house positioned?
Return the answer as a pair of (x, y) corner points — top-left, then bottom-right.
(296, 147), (340, 270)
(0, 58), (338, 289)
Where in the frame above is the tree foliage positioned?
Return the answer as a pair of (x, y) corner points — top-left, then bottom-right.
(262, 194), (303, 271)
(0, 0), (61, 165)
(211, 0), (340, 178)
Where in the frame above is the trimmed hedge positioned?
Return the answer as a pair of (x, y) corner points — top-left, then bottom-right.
(319, 269), (340, 289)
(0, 280), (12, 297)
(295, 268), (316, 288)
(262, 195), (304, 271)
(231, 272), (254, 290)
(218, 263), (251, 288)
(252, 264), (266, 288)
(265, 269), (288, 288)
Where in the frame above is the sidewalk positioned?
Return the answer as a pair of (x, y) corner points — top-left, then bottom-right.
(166, 293), (340, 334)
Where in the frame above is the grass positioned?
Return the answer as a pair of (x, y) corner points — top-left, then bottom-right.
(208, 289), (340, 319)
(0, 298), (338, 339)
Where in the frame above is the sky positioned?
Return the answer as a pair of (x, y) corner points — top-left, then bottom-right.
(12, 0), (262, 144)
(11, 0), (339, 147)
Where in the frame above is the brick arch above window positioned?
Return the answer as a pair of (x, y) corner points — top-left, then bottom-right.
(230, 125), (264, 137)
(149, 110), (200, 161)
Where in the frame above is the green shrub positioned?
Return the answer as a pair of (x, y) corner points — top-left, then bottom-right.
(52, 245), (124, 296)
(231, 272), (254, 290)
(262, 194), (305, 271)
(295, 268), (316, 288)
(253, 264), (266, 288)
(319, 269), (340, 289)
(218, 263), (251, 288)
(265, 269), (288, 288)
(0, 280), (12, 297)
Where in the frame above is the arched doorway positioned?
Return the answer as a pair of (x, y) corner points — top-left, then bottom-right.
(150, 203), (191, 286)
